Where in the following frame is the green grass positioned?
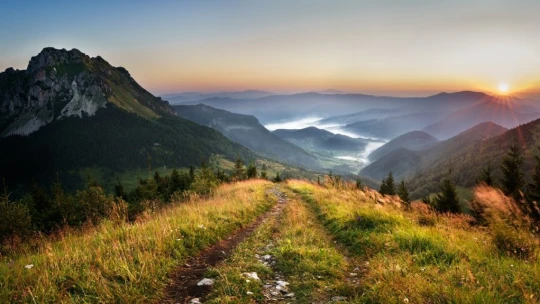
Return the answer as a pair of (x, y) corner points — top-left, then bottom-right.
(287, 180), (540, 304)
(0, 180), (273, 303)
(206, 187), (361, 303)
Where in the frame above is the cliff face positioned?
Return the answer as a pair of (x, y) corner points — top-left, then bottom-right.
(0, 47), (174, 136)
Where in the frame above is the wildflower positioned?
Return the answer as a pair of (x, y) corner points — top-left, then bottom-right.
(403, 298), (410, 303)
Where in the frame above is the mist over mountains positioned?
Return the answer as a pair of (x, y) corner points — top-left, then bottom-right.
(3, 47), (540, 201)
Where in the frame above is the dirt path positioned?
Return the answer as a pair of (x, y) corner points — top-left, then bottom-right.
(161, 186), (288, 304)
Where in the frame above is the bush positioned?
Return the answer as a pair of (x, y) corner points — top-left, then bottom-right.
(0, 193), (32, 248)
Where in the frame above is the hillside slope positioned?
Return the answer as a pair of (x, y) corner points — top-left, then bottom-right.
(174, 104), (319, 169)
(0, 48), (255, 190)
(409, 119), (540, 198)
(360, 122), (508, 183)
(273, 126), (368, 155)
(424, 100), (540, 139)
(368, 131), (438, 161)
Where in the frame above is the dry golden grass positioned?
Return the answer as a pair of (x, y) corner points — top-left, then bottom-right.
(0, 180), (273, 303)
(287, 179), (540, 304)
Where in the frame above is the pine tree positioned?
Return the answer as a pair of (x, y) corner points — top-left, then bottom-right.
(526, 154), (540, 220)
(356, 178), (364, 190)
(246, 162), (257, 179)
(379, 172), (395, 195)
(477, 161), (494, 186)
(260, 164), (268, 179)
(274, 172), (282, 183)
(500, 142), (525, 199)
(189, 165), (195, 181)
(398, 179), (410, 205)
(234, 156), (245, 180)
(434, 177), (461, 213)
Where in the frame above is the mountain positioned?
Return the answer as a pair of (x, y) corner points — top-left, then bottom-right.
(0, 48), (174, 137)
(360, 121), (508, 184)
(317, 108), (404, 126)
(359, 148), (422, 180)
(0, 48), (255, 190)
(423, 99), (540, 139)
(273, 126), (368, 156)
(184, 90), (506, 124)
(368, 131), (438, 161)
(162, 90), (274, 104)
(407, 120), (539, 198)
(173, 104), (319, 169)
(343, 112), (446, 139)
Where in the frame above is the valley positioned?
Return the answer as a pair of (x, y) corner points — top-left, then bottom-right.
(2, 2), (540, 300)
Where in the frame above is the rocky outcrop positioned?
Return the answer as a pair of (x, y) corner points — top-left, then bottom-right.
(0, 47), (174, 137)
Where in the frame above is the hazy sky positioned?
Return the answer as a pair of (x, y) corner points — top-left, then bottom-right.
(1, 0), (539, 97)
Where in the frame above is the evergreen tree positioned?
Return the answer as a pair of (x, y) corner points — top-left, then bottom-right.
(477, 161), (494, 186)
(434, 177), (461, 213)
(398, 179), (410, 205)
(421, 196), (432, 205)
(189, 165), (195, 181)
(260, 164), (268, 179)
(526, 153), (540, 220)
(379, 172), (395, 195)
(246, 162), (257, 179)
(274, 172), (282, 183)
(500, 142), (525, 199)
(234, 156), (245, 180)
(114, 180), (127, 200)
(356, 178), (364, 190)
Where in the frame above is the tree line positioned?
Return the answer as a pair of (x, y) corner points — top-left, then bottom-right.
(0, 156), (282, 252)
(377, 141), (540, 221)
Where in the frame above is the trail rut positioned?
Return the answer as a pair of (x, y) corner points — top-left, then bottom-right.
(161, 186), (288, 303)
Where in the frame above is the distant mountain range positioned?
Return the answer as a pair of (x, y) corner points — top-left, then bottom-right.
(273, 126), (369, 156)
(174, 104), (320, 169)
(163, 90), (275, 104)
(177, 90), (540, 140)
(368, 131), (439, 162)
(0, 48), (255, 190)
(360, 121), (517, 198)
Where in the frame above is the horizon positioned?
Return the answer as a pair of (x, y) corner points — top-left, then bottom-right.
(2, 0), (540, 98)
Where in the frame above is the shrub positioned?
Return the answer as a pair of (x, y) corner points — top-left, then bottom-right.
(0, 193), (32, 248)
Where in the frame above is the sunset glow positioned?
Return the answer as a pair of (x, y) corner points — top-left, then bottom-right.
(1, 1), (539, 97)
(498, 83), (510, 94)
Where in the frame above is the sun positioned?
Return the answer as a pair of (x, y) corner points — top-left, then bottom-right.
(498, 83), (510, 94)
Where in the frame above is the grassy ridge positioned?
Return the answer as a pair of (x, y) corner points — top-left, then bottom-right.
(287, 180), (540, 303)
(0, 180), (273, 303)
(207, 187), (360, 303)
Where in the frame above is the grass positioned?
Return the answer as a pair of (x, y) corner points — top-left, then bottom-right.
(76, 166), (179, 193)
(206, 187), (361, 303)
(0, 180), (273, 303)
(287, 180), (540, 304)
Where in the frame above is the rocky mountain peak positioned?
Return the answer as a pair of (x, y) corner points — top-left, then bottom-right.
(1, 47), (175, 137)
(27, 48), (86, 72)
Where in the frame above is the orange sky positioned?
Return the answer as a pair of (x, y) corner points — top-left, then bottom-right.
(2, 1), (539, 97)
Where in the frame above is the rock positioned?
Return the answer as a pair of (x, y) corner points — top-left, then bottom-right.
(263, 254), (272, 260)
(196, 278), (214, 286)
(349, 273), (358, 277)
(246, 291), (254, 295)
(276, 280), (289, 287)
(189, 298), (201, 304)
(332, 296), (348, 302)
(285, 292), (295, 298)
(243, 272), (261, 281)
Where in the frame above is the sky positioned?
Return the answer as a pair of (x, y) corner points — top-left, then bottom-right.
(1, 0), (539, 97)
